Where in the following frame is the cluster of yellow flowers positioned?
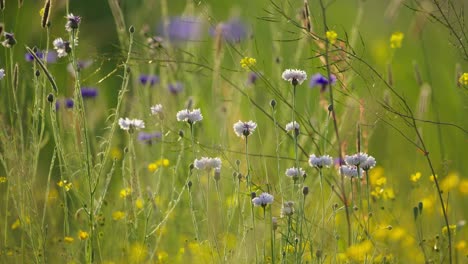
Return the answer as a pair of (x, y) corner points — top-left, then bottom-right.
(240, 57), (257, 69)
(148, 158), (170, 172)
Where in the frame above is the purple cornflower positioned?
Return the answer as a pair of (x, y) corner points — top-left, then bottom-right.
(53, 38), (71, 58)
(137, 131), (162, 144)
(210, 19), (247, 43)
(247, 71), (258, 86)
(2, 32), (16, 48)
(139, 74), (160, 86)
(25, 50), (57, 63)
(81, 87), (98, 98)
(161, 16), (202, 42)
(252, 192), (274, 207)
(65, 13), (81, 32)
(233, 120), (257, 138)
(168, 82), (184, 94)
(65, 98), (74, 108)
(309, 73), (336, 92)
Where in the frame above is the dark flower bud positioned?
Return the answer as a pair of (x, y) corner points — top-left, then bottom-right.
(47, 93), (54, 103)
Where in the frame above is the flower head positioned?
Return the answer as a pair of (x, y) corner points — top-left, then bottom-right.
(282, 69), (307, 86)
(285, 121), (300, 134)
(340, 165), (363, 178)
(150, 104), (163, 115)
(344, 152), (376, 170)
(309, 73), (337, 90)
(281, 201), (295, 217)
(139, 74), (160, 86)
(326, 30), (338, 44)
(176, 108), (203, 124)
(390, 32), (404, 48)
(81, 87), (98, 98)
(247, 71), (258, 86)
(194, 157), (222, 171)
(2, 32), (16, 48)
(161, 16), (202, 42)
(118, 118), (145, 132)
(252, 192), (274, 207)
(233, 120), (257, 138)
(211, 19), (248, 43)
(240, 57), (256, 69)
(168, 82), (184, 95)
(137, 131), (162, 144)
(0, 69), (4, 80)
(65, 98), (74, 109)
(285, 167), (305, 181)
(25, 50), (57, 63)
(459, 73), (468, 85)
(65, 13), (81, 32)
(53, 38), (71, 58)
(309, 154), (333, 169)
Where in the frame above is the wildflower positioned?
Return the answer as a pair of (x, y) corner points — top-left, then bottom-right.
(78, 230), (89, 240)
(112, 211), (126, 221)
(252, 192), (274, 207)
(162, 16), (202, 42)
(137, 131), (162, 144)
(135, 198), (144, 209)
(0, 176), (6, 183)
(429, 174), (438, 182)
(410, 172), (421, 183)
(346, 240), (372, 261)
(285, 167), (305, 181)
(148, 163), (158, 172)
(64, 236), (74, 243)
(57, 180), (72, 191)
(150, 104), (163, 115)
(65, 98), (74, 109)
(442, 225), (457, 236)
(247, 71), (258, 85)
(309, 154), (333, 169)
(340, 165), (363, 178)
(81, 87), (98, 98)
(211, 19), (248, 43)
(146, 35), (164, 49)
(120, 188), (132, 198)
(194, 157), (222, 171)
(240, 57), (256, 69)
(53, 38), (71, 58)
(309, 73), (336, 90)
(361, 156), (376, 171)
(459, 73), (468, 85)
(65, 13), (81, 32)
(176, 108), (203, 124)
(282, 69), (307, 85)
(0, 68), (4, 80)
(25, 50), (57, 63)
(281, 201), (295, 217)
(344, 152), (368, 166)
(460, 179), (468, 195)
(390, 32), (404, 48)
(285, 121), (300, 134)
(326, 30), (338, 44)
(139, 74), (160, 86)
(11, 219), (21, 230)
(440, 172), (460, 191)
(130, 243), (148, 263)
(168, 82), (184, 94)
(118, 118), (145, 131)
(233, 120), (257, 138)
(111, 147), (122, 160)
(2, 32), (16, 48)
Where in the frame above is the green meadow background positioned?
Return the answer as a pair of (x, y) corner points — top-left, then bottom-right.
(0, 0), (467, 263)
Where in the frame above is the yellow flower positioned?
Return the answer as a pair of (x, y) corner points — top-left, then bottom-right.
(148, 163), (158, 172)
(130, 242), (148, 263)
(442, 225), (457, 236)
(11, 219), (21, 230)
(346, 240), (372, 261)
(410, 172), (421, 183)
(326, 30), (338, 44)
(390, 32), (404, 48)
(369, 166), (384, 186)
(429, 174), (438, 182)
(39, 8), (45, 17)
(456, 240), (467, 251)
(375, 177), (387, 186)
(440, 172), (460, 191)
(57, 180), (72, 191)
(135, 197), (144, 209)
(459, 73), (468, 85)
(111, 147), (122, 160)
(240, 57), (256, 69)
(0, 176), (7, 183)
(120, 188), (132, 198)
(157, 251), (169, 262)
(78, 230), (89, 240)
(64, 236), (74, 243)
(459, 179), (468, 195)
(112, 211), (126, 221)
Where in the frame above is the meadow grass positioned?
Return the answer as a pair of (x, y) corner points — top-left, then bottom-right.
(0, 0), (467, 263)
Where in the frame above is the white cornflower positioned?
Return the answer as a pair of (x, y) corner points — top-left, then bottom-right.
(252, 192), (274, 207)
(285, 121), (300, 133)
(285, 167), (305, 180)
(361, 155), (376, 171)
(340, 165), (363, 178)
(282, 69), (307, 85)
(65, 13), (81, 32)
(150, 104), (163, 115)
(194, 157), (222, 171)
(53, 38), (71, 58)
(281, 201), (295, 217)
(176, 108), (203, 124)
(0, 69), (4, 80)
(118, 118), (145, 131)
(344, 152), (369, 166)
(233, 120), (257, 138)
(309, 154), (333, 169)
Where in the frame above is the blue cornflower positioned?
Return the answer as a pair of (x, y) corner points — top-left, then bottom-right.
(25, 50), (57, 63)
(65, 14), (81, 32)
(137, 131), (162, 144)
(65, 98), (74, 108)
(139, 74), (160, 86)
(161, 16), (202, 42)
(247, 71), (258, 86)
(81, 87), (98, 98)
(168, 82), (184, 94)
(210, 19), (247, 43)
(309, 73), (336, 92)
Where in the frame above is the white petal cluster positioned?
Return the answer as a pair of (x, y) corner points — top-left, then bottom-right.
(233, 120), (257, 138)
(281, 201), (295, 217)
(118, 118), (145, 131)
(53, 38), (69, 58)
(285, 121), (300, 133)
(308, 154), (333, 169)
(340, 165), (364, 178)
(282, 69), (307, 85)
(150, 104), (163, 115)
(252, 192), (274, 207)
(194, 157), (222, 171)
(345, 152), (376, 170)
(285, 167), (305, 179)
(176, 108), (203, 124)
